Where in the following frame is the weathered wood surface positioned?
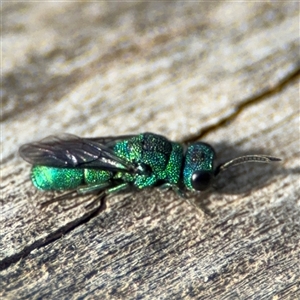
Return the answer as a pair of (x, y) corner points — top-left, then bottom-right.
(1, 2), (299, 299)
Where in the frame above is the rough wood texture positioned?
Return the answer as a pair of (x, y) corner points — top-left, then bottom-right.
(2, 2), (299, 299)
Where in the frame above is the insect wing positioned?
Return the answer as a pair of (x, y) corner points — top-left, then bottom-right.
(87, 135), (136, 147)
(19, 134), (134, 172)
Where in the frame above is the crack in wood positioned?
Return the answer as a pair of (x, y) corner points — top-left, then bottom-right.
(2, 66), (299, 273)
(0, 199), (106, 271)
(182, 66), (300, 144)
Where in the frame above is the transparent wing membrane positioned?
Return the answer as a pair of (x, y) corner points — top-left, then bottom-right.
(19, 133), (135, 172)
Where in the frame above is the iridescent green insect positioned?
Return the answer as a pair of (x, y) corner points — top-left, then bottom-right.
(19, 132), (280, 198)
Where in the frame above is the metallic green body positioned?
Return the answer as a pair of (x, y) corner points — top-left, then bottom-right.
(31, 166), (83, 190)
(31, 166), (113, 191)
(183, 143), (215, 190)
(31, 133), (186, 191)
(21, 132), (280, 196)
(114, 133), (183, 189)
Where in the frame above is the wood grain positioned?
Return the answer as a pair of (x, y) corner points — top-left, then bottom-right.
(2, 2), (299, 299)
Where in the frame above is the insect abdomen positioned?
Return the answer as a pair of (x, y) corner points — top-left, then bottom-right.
(31, 166), (84, 190)
(84, 169), (113, 185)
(31, 166), (113, 191)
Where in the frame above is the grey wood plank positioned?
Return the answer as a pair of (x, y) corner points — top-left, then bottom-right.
(2, 2), (299, 299)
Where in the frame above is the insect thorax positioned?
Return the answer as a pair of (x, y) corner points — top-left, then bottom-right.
(113, 133), (184, 189)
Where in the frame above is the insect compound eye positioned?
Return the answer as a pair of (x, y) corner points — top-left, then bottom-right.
(191, 170), (213, 191)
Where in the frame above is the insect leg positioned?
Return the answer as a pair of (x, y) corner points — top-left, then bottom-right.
(84, 183), (130, 210)
(41, 190), (78, 208)
(159, 183), (186, 198)
(77, 182), (111, 194)
(106, 182), (130, 195)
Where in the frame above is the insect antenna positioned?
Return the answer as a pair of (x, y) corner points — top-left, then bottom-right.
(214, 155), (281, 177)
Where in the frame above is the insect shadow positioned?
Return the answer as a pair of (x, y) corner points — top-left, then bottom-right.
(207, 141), (283, 194)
